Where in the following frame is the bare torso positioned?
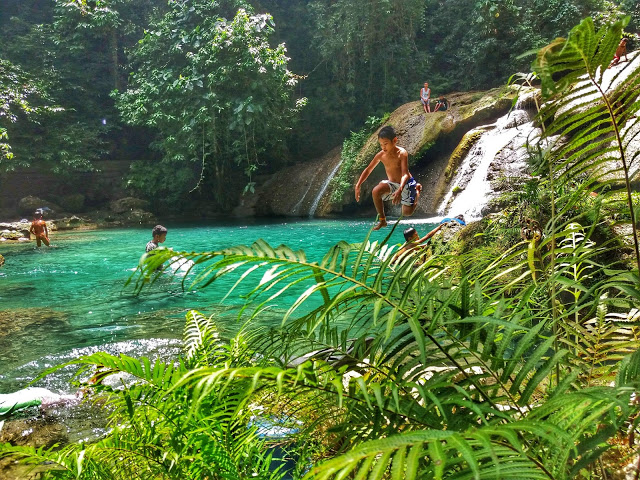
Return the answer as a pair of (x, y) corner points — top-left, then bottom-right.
(378, 146), (409, 184)
(30, 220), (47, 236)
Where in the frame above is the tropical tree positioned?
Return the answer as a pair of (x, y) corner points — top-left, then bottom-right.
(115, 0), (304, 210)
(0, 59), (62, 169)
(52, 0), (168, 92)
(303, 0), (427, 136)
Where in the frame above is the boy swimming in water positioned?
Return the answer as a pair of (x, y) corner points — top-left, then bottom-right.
(354, 125), (421, 230)
(392, 224), (444, 264)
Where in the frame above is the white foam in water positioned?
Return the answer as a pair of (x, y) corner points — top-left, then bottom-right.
(168, 255), (195, 275)
(4, 338), (183, 394)
(398, 216), (443, 225)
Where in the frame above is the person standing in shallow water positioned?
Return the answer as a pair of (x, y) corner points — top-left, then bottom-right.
(29, 211), (50, 247)
(354, 125), (422, 230)
(146, 225), (167, 252)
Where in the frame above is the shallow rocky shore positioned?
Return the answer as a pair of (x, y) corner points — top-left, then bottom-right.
(0, 196), (160, 243)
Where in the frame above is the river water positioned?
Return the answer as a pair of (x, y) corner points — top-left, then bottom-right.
(0, 219), (426, 393)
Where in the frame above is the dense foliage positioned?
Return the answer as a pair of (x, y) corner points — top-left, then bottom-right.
(115, 0), (303, 209)
(0, 0), (168, 174)
(0, 59), (55, 166)
(2, 0), (637, 210)
(3, 17), (640, 479)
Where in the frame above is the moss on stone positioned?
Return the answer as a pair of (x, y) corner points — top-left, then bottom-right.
(444, 129), (484, 183)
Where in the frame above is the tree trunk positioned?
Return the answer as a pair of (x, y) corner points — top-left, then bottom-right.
(110, 29), (120, 91)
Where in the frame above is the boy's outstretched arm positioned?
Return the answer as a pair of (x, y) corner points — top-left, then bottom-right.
(354, 155), (381, 201)
(417, 224), (443, 244)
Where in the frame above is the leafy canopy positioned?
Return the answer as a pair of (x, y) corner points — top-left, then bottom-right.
(0, 59), (61, 169)
(115, 0), (304, 206)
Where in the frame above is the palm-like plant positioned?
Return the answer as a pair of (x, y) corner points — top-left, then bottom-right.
(0, 311), (286, 480)
(3, 16), (640, 480)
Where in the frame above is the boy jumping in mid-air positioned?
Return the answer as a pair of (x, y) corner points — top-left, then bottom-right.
(354, 125), (421, 230)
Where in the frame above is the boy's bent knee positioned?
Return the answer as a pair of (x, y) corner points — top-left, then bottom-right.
(372, 182), (390, 196)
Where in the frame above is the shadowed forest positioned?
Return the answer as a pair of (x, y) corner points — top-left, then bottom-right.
(2, 0), (639, 212)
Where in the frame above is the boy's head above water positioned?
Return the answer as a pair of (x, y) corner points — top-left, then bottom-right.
(403, 227), (418, 242)
(152, 224), (168, 243)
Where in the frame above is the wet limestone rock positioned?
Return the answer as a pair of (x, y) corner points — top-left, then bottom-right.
(244, 85), (537, 218)
(0, 220), (33, 241)
(251, 147), (343, 217)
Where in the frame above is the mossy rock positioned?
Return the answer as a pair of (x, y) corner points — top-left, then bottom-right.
(18, 196), (62, 216)
(323, 84), (536, 214)
(443, 128), (486, 183)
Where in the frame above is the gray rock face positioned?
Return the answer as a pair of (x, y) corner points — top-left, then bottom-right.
(250, 147), (343, 218)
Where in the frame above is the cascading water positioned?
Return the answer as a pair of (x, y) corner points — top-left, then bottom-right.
(291, 182), (315, 216)
(308, 160), (342, 217)
(438, 105), (540, 221)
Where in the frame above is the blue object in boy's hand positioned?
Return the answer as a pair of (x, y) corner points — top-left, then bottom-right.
(440, 217), (466, 226)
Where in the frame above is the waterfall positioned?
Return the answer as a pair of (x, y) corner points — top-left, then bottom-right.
(438, 108), (539, 221)
(291, 182), (315, 216)
(309, 160), (342, 217)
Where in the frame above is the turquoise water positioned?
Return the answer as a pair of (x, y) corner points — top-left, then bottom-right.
(0, 219), (431, 393)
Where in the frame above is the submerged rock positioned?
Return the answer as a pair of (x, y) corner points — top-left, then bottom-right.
(0, 308), (68, 338)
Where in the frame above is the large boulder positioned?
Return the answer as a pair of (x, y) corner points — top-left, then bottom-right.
(123, 209), (156, 225)
(251, 84), (538, 218)
(17, 196), (62, 217)
(59, 193), (85, 213)
(109, 197), (150, 214)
